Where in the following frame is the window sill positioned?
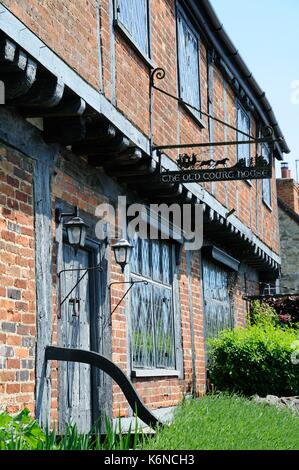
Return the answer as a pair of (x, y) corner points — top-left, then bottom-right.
(262, 199), (272, 212)
(179, 101), (205, 129)
(114, 20), (155, 70)
(131, 369), (180, 378)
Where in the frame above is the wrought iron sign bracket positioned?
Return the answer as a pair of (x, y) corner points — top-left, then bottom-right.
(149, 68), (282, 183)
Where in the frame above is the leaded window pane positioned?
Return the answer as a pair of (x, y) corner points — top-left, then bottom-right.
(131, 282), (155, 368)
(177, 10), (200, 109)
(130, 237), (175, 370)
(118, 0), (149, 55)
(162, 243), (171, 285)
(130, 236), (140, 274)
(154, 287), (175, 369)
(152, 240), (161, 282)
(237, 104), (251, 164)
(141, 238), (150, 277)
(202, 259), (233, 343)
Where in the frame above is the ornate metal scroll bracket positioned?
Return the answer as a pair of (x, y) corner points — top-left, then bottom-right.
(149, 67), (282, 183)
(150, 67), (282, 152)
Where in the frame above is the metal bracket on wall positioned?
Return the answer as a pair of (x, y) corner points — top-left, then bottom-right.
(108, 280), (148, 325)
(149, 67), (281, 183)
(57, 264), (103, 319)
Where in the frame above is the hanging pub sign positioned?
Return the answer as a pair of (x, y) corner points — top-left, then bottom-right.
(160, 152), (273, 184)
(149, 68), (282, 184)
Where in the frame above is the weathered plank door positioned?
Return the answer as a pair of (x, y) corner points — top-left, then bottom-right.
(202, 259), (234, 363)
(58, 245), (93, 433)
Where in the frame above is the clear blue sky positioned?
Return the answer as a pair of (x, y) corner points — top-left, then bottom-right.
(211, 0), (299, 180)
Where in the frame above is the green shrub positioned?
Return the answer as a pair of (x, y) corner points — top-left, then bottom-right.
(250, 300), (279, 327)
(0, 409), (46, 450)
(208, 324), (299, 397)
(0, 409), (142, 450)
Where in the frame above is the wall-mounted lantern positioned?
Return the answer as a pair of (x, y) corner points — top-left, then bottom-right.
(56, 206), (89, 251)
(111, 238), (133, 272)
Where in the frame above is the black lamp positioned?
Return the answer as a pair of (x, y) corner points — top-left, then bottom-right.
(56, 206), (88, 251)
(111, 238), (133, 272)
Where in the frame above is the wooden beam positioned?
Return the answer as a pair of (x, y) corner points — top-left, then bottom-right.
(20, 95), (86, 118)
(43, 116), (87, 144)
(85, 122), (117, 141)
(0, 36), (16, 68)
(4, 56), (37, 100)
(72, 134), (130, 156)
(14, 74), (65, 107)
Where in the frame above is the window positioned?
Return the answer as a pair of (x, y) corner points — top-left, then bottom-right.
(202, 259), (234, 364)
(116, 0), (149, 56)
(177, 6), (200, 111)
(236, 102), (251, 164)
(130, 237), (176, 371)
(262, 143), (272, 208)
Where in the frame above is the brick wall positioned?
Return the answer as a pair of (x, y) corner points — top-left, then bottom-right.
(0, 144), (36, 414)
(1, 0), (281, 255)
(1, 0), (100, 89)
(277, 178), (299, 215)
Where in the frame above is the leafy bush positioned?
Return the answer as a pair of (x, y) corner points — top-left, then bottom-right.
(208, 324), (299, 397)
(0, 409), (45, 450)
(250, 300), (279, 327)
(0, 409), (142, 450)
(250, 299), (299, 329)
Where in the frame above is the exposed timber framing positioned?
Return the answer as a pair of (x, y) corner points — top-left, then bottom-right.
(0, 107), (59, 427)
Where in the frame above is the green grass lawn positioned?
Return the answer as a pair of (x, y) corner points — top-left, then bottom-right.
(141, 394), (299, 450)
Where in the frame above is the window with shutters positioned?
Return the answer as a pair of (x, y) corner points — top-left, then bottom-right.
(130, 236), (176, 372)
(236, 101), (251, 164)
(176, 6), (201, 113)
(262, 143), (272, 208)
(115, 0), (150, 57)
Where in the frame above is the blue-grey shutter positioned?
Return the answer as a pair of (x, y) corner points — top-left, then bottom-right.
(262, 143), (272, 206)
(118, 0), (149, 54)
(177, 12), (200, 108)
(237, 103), (251, 163)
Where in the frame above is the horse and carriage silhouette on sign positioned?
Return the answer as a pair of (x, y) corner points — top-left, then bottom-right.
(176, 153), (270, 171)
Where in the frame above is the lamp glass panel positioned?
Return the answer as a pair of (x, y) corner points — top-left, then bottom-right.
(67, 226), (81, 246)
(115, 247), (127, 264)
(79, 226), (87, 247)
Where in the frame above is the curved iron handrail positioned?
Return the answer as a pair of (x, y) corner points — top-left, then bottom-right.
(45, 346), (162, 430)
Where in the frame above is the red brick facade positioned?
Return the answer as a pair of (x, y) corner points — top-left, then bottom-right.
(0, 144), (35, 414)
(0, 0), (285, 426)
(277, 178), (299, 215)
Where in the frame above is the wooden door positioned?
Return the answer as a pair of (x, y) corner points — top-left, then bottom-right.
(58, 245), (93, 433)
